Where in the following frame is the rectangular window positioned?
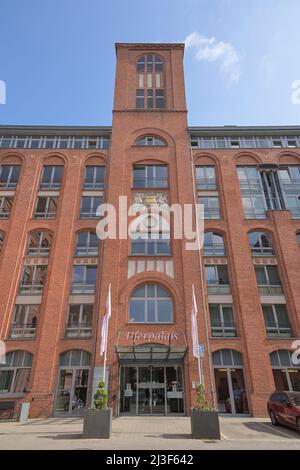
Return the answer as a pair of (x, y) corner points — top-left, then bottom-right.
(131, 233), (171, 256)
(155, 89), (164, 109)
(66, 304), (93, 338)
(71, 265), (97, 294)
(209, 304), (237, 337)
(83, 166), (105, 190)
(237, 166), (266, 219)
(19, 265), (47, 294)
(198, 196), (220, 219)
(0, 165), (21, 189)
(278, 166), (300, 219)
(205, 265), (231, 294)
(34, 196), (58, 219)
(136, 89), (144, 109)
(147, 89), (153, 109)
(196, 166), (216, 190)
(80, 196), (102, 218)
(0, 196), (13, 219)
(262, 304), (292, 338)
(255, 265), (283, 295)
(133, 165), (168, 189)
(10, 305), (39, 339)
(40, 166), (63, 189)
(76, 232), (98, 256)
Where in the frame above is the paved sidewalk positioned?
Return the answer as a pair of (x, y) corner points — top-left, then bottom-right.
(0, 416), (299, 450)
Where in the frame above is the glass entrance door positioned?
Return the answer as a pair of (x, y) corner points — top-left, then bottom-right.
(55, 367), (89, 415)
(151, 367), (165, 414)
(214, 367), (249, 414)
(119, 365), (184, 415)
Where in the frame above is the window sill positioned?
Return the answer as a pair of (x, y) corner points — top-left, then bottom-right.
(210, 336), (240, 340)
(128, 254), (172, 258)
(0, 393), (26, 399)
(266, 336), (297, 340)
(126, 322), (174, 325)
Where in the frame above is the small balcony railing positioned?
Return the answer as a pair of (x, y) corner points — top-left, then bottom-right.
(27, 247), (50, 256)
(19, 283), (44, 295)
(266, 325), (292, 338)
(65, 323), (93, 338)
(132, 178), (168, 189)
(40, 181), (61, 190)
(34, 211), (56, 219)
(206, 284), (231, 294)
(75, 247), (98, 257)
(204, 244), (226, 257)
(80, 211), (99, 219)
(10, 323), (37, 339)
(211, 323), (237, 338)
(196, 180), (217, 191)
(71, 283), (96, 294)
(83, 181), (105, 190)
(0, 181), (18, 189)
(257, 285), (283, 295)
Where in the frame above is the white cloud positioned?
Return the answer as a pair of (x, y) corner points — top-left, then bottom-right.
(185, 32), (241, 84)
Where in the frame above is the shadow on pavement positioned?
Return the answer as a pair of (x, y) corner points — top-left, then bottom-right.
(243, 421), (300, 439)
(37, 433), (83, 440)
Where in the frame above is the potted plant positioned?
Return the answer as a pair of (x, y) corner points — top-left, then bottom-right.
(83, 380), (112, 439)
(191, 384), (220, 439)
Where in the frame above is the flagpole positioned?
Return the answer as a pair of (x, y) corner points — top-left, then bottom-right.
(102, 283), (111, 384)
(193, 284), (203, 386)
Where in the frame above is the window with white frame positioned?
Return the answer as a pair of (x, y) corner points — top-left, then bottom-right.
(40, 166), (64, 190)
(262, 304), (292, 338)
(129, 284), (173, 323)
(0, 165), (21, 188)
(0, 351), (33, 394)
(255, 265), (283, 295)
(209, 304), (237, 337)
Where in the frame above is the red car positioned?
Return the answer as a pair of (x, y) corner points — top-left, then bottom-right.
(267, 391), (300, 432)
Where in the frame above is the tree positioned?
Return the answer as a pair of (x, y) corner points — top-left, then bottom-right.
(93, 380), (108, 410)
(194, 383), (213, 411)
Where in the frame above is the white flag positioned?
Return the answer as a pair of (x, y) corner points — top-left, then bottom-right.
(100, 284), (111, 356)
(191, 284), (199, 358)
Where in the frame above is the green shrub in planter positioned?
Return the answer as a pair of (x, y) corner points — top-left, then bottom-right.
(191, 384), (220, 440)
(83, 380), (112, 439)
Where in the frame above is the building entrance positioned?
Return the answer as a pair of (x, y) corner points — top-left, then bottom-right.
(119, 365), (184, 415)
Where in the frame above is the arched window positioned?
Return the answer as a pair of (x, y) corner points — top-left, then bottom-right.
(40, 165), (64, 190)
(0, 164), (21, 189)
(297, 232), (300, 246)
(59, 349), (91, 367)
(212, 349), (243, 367)
(129, 283), (173, 323)
(270, 350), (300, 392)
(196, 166), (217, 190)
(136, 55), (164, 110)
(0, 350), (33, 394)
(75, 230), (99, 256)
(204, 232), (225, 256)
(27, 231), (53, 256)
(248, 231), (274, 256)
(0, 230), (5, 253)
(135, 136), (166, 146)
(83, 165), (105, 190)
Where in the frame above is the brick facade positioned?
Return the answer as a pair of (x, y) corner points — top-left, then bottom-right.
(0, 43), (299, 419)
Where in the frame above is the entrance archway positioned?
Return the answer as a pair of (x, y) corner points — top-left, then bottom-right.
(213, 349), (249, 415)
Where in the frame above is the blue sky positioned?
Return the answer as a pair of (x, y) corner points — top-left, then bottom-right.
(0, 0), (300, 126)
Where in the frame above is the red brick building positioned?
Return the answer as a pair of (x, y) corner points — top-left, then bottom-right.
(0, 43), (299, 419)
